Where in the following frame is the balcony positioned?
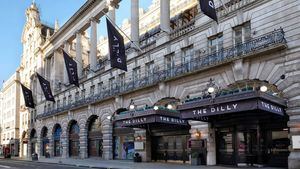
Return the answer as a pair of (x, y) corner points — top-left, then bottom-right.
(37, 28), (286, 119)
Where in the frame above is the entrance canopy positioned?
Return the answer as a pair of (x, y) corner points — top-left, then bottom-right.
(114, 107), (188, 128)
(178, 91), (286, 121)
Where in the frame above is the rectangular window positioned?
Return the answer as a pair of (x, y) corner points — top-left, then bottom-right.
(90, 85), (95, 96)
(208, 34), (223, 54)
(97, 82), (103, 94)
(75, 92), (80, 101)
(68, 95), (72, 104)
(182, 47), (194, 72)
(145, 61), (154, 82)
(63, 97), (67, 106)
(132, 67), (141, 82)
(109, 77), (116, 91)
(164, 54), (175, 76)
(119, 73), (125, 90)
(81, 89), (86, 99)
(234, 22), (251, 45)
(56, 100), (61, 108)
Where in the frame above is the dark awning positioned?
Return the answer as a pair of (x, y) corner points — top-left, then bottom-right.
(178, 91), (286, 121)
(114, 108), (188, 128)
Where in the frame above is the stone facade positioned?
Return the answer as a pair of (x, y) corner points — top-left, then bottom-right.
(11, 0), (300, 169)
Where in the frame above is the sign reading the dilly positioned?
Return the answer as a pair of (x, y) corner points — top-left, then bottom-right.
(115, 115), (187, 127)
(258, 100), (284, 115)
(180, 98), (285, 120)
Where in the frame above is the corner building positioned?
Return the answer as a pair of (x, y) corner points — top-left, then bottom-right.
(23, 0), (300, 168)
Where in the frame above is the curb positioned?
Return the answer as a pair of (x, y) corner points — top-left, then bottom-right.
(5, 158), (120, 169)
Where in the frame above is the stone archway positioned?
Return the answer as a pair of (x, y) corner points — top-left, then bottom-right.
(52, 124), (62, 157)
(40, 126), (49, 157)
(68, 120), (80, 157)
(86, 115), (103, 158)
(29, 129), (37, 155)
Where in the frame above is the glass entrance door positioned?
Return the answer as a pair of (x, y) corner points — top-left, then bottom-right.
(237, 130), (258, 165)
(216, 128), (235, 165)
(152, 135), (189, 162)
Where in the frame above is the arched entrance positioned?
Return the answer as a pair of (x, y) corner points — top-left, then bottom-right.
(69, 120), (80, 157)
(87, 115), (103, 157)
(41, 127), (49, 157)
(53, 124), (62, 157)
(30, 129), (37, 154)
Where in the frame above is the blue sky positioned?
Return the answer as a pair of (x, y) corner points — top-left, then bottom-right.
(0, 0), (152, 87)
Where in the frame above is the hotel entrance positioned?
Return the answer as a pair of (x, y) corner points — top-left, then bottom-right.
(151, 130), (190, 163)
(215, 120), (289, 167)
(179, 89), (289, 167)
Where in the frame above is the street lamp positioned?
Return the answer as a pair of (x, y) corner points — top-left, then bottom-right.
(129, 99), (135, 110)
(207, 78), (217, 94)
(167, 104), (173, 110)
(260, 85), (268, 92)
(153, 105), (159, 110)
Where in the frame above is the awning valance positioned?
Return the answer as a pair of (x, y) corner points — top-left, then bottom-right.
(114, 108), (188, 128)
(178, 91), (286, 121)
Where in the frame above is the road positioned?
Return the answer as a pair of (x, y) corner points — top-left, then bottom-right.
(0, 159), (103, 169)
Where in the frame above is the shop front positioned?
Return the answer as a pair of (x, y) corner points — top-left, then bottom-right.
(178, 90), (288, 167)
(113, 127), (135, 160)
(114, 107), (190, 163)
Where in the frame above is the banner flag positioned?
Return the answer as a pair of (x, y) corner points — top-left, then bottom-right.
(106, 18), (127, 71)
(63, 50), (80, 87)
(199, 0), (218, 22)
(21, 84), (35, 108)
(37, 73), (55, 102)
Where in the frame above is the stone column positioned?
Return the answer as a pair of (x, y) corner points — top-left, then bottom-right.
(61, 132), (68, 158)
(89, 18), (98, 71)
(36, 137), (42, 158)
(63, 42), (70, 84)
(108, 3), (116, 23)
(49, 137), (54, 157)
(102, 121), (113, 160)
(79, 128), (88, 159)
(160, 0), (170, 34)
(76, 31), (83, 77)
(27, 141), (32, 158)
(131, 0), (139, 49)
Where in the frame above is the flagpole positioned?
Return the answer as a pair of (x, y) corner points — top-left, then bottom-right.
(101, 11), (143, 52)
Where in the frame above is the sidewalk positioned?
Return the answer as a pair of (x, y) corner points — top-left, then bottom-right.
(10, 157), (286, 169)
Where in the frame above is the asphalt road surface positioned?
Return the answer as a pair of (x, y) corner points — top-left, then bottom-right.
(0, 159), (100, 169)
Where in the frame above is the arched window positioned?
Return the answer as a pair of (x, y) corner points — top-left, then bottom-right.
(88, 116), (103, 157)
(53, 125), (62, 157)
(69, 121), (80, 157)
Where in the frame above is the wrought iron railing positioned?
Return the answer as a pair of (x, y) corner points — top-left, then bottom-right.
(37, 28), (286, 119)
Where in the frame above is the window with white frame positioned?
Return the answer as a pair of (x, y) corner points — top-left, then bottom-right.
(164, 53), (175, 73)
(182, 47), (194, 71)
(208, 34), (223, 54)
(119, 73), (125, 89)
(234, 22), (251, 45)
(132, 67), (141, 82)
(90, 85), (95, 96)
(109, 77), (116, 90)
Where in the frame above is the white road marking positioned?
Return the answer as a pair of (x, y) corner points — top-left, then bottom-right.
(0, 164), (11, 168)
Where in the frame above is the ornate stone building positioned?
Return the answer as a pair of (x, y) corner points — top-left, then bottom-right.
(16, 0), (300, 168)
